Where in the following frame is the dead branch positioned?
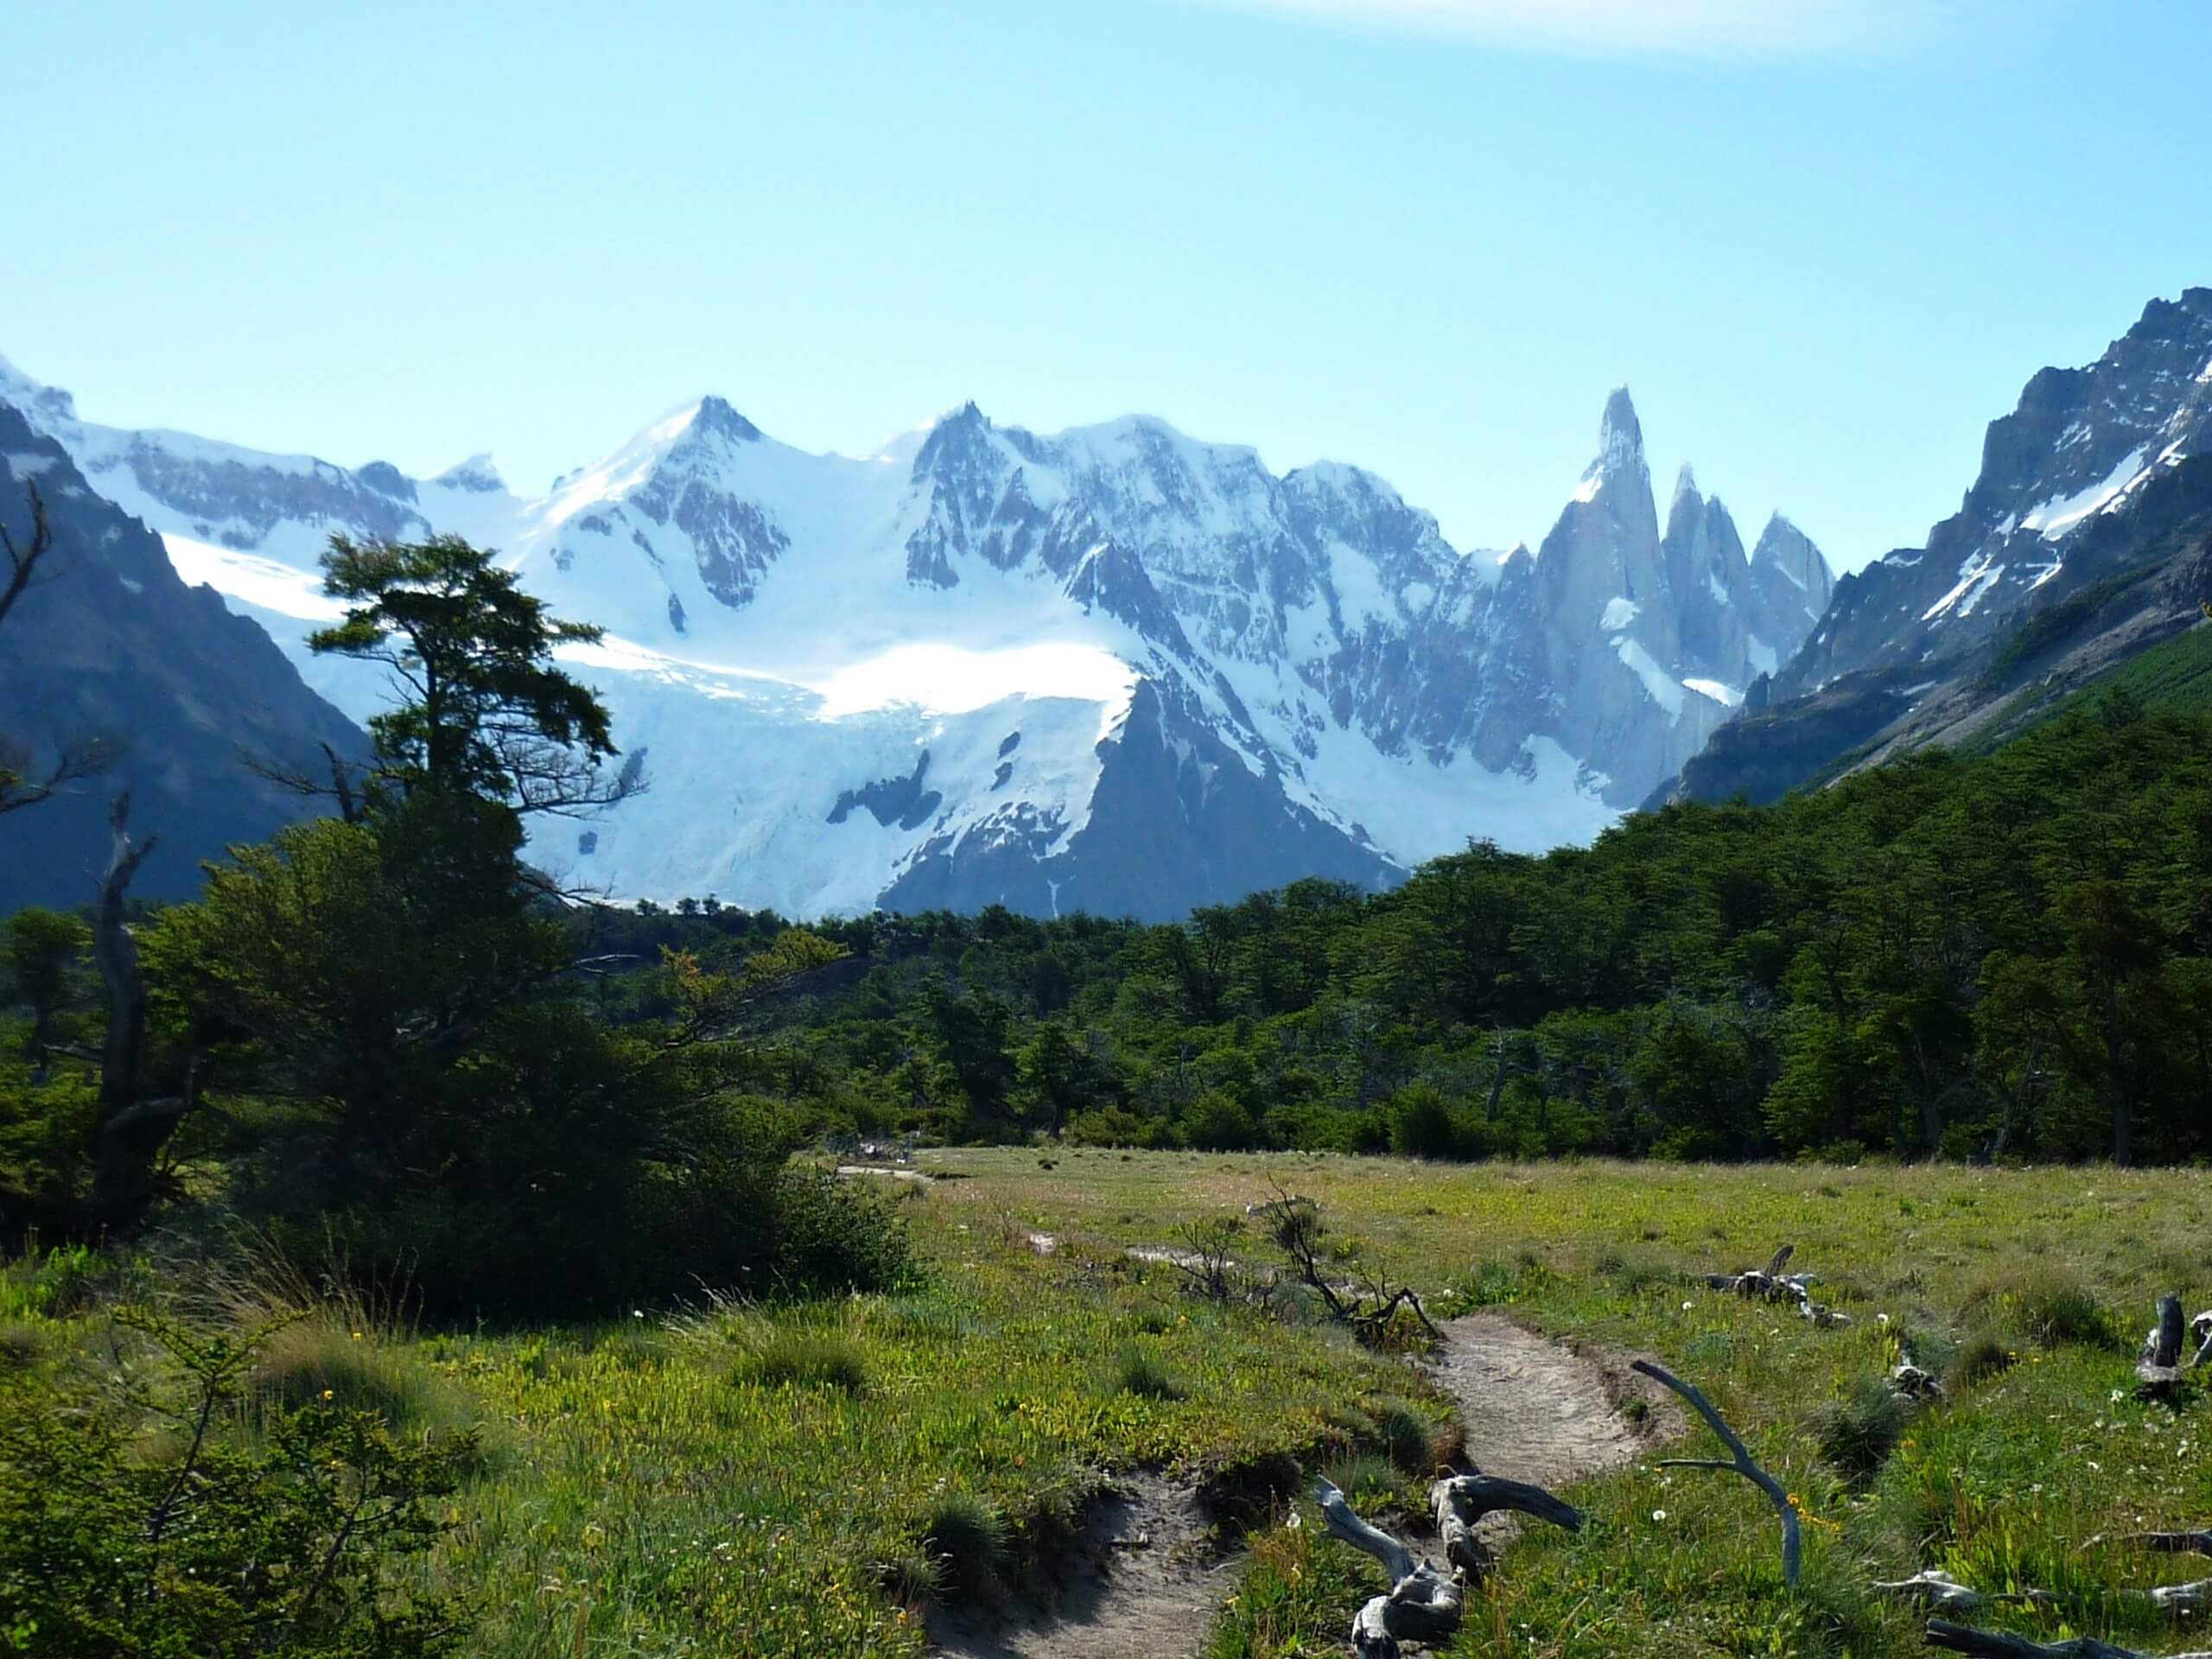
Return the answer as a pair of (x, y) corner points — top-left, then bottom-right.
(0, 477), (54, 631)
(1702, 1242), (1851, 1327)
(1429, 1471), (1580, 1577)
(1924, 1619), (2212, 1657)
(1633, 1357), (1801, 1588)
(1875, 1570), (2050, 1613)
(1314, 1477), (1462, 1658)
(2122, 1534), (2212, 1560)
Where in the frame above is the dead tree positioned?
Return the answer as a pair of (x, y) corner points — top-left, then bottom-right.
(85, 794), (203, 1222)
(1634, 1358), (1802, 1588)
(1924, 1619), (2212, 1657)
(1255, 1189), (1442, 1346)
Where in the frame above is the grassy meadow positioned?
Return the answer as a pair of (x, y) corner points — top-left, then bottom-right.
(9, 1149), (2211, 1658)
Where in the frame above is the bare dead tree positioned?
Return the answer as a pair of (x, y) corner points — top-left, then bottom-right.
(84, 793), (207, 1220)
(1254, 1186), (1442, 1346)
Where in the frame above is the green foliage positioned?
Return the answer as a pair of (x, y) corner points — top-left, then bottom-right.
(0, 1308), (474, 1657)
(616, 705), (2212, 1169)
(309, 533), (616, 812)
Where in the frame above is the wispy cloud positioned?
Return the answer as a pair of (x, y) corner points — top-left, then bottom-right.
(1187, 0), (1980, 58)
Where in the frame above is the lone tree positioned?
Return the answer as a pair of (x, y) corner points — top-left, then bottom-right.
(308, 532), (634, 819)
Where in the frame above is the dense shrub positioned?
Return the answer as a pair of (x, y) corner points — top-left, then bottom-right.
(0, 1310), (474, 1657)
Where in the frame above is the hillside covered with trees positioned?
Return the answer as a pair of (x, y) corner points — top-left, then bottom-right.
(588, 686), (2212, 1170)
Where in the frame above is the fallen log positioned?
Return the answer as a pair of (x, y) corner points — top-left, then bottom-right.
(1314, 1477), (1461, 1658)
(1428, 1471), (1581, 1576)
(1632, 1358), (1801, 1588)
(1923, 1618), (2212, 1657)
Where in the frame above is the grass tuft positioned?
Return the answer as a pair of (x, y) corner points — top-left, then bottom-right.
(1112, 1343), (1184, 1400)
(739, 1329), (869, 1392)
(1369, 1398), (1439, 1476)
(922, 1491), (1010, 1605)
(1959, 1264), (2121, 1350)
(1815, 1373), (1910, 1483)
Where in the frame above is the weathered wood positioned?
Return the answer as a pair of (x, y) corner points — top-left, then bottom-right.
(2139, 1295), (2187, 1400)
(1314, 1477), (1463, 1658)
(1875, 1569), (2049, 1612)
(2145, 1581), (2211, 1617)
(1892, 1361), (1946, 1401)
(1428, 1471), (1581, 1575)
(1633, 1358), (1801, 1588)
(1924, 1618), (2212, 1657)
(2190, 1311), (2212, 1370)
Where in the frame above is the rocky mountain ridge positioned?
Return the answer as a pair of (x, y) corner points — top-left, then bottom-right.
(0, 353), (1830, 918)
(1672, 287), (2212, 805)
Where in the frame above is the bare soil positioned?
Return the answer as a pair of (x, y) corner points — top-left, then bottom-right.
(925, 1472), (1232, 1659)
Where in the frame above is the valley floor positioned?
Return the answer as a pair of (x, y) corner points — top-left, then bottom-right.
(10, 1151), (2212, 1658)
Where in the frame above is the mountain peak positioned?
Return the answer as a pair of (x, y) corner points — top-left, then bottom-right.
(691, 395), (763, 443)
(1594, 386), (1644, 475)
(432, 453), (505, 494)
(1671, 461), (1700, 505)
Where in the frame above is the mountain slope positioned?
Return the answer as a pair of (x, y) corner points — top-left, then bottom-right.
(0, 401), (365, 910)
(1671, 288), (2212, 805)
(1, 354), (1829, 918)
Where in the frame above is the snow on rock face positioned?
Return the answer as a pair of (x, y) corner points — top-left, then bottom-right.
(1783, 286), (2212, 698)
(1, 354), (1827, 917)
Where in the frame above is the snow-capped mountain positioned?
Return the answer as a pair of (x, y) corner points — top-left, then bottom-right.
(1673, 287), (2212, 805)
(0, 354), (1830, 919)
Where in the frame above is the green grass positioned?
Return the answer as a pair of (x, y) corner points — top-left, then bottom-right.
(11, 1149), (2212, 1657)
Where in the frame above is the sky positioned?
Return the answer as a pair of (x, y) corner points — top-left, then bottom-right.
(6, 0), (2210, 575)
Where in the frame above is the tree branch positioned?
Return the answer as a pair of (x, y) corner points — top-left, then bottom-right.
(1631, 1358), (1801, 1588)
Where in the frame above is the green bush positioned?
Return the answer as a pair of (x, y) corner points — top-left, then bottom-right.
(1389, 1082), (1463, 1160)
(0, 1308), (474, 1657)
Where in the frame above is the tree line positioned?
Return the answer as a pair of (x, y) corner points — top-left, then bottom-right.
(603, 689), (2211, 1167)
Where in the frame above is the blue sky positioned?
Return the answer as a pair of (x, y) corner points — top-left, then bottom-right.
(6, 0), (2209, 572)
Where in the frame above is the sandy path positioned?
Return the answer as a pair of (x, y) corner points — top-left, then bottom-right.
(1430, 1309), (1674, 1488)
(927, 1473), (1232, 1659)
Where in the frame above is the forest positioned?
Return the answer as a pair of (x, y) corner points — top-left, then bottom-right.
(591, 685), (2212, 1172)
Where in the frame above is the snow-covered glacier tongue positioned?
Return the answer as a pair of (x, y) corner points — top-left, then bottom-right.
(0, 354), (1832, 918)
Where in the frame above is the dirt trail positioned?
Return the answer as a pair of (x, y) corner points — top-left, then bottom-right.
(925, 1306), (1663, 1658)
(927, 1473), (1232, 1659)
(1431, 1311), (1670, 1489)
